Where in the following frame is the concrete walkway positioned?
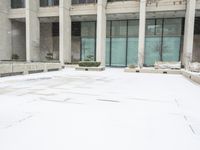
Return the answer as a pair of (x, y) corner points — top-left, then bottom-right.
(0, 68), (200, 150)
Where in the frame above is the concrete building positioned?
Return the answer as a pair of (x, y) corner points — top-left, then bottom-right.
(0, 0), (200, 68)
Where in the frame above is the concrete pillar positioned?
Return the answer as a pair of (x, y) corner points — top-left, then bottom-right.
(0, 0), (12, 60)
(183, 0), (196, 69)
(96, 0), (107, 66)
(59, 0), (71, 65)
(138, 0), (146, 68)
(26, 0), (40, 62)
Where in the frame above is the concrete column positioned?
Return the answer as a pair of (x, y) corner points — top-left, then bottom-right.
(26, 0), (40, 62)
(138, 0), (146, 68)
(59, 0), (71, 65)
(96, 0), (107, 66)
(0, 0), (12, 60)
(183, 0), (196, 69)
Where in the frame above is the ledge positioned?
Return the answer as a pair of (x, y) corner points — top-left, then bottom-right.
(181, 70), (200, 85)
(0, 62), (62, 77)
(124, 67), (181, 74)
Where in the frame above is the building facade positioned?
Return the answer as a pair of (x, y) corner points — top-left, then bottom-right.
(0, 0), (200, 68)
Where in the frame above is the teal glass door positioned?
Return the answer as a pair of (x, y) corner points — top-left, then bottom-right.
(111, 38), (126, 66)
(111, 21), (127, 67)
(144, 20), (162, 66)
(81, 22), (96, 61)
(144, 37), (161, 66)
(162, 19), (182, 62)
(127, 20), (139, 65)
(162, 37), (181, 61)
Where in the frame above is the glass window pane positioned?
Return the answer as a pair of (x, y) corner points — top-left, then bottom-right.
(146, 20), (156, 36)
(106, 38), (111, 66)
(155, 19), (163, 35)
(162, 37), (181, 61)
(193, 17), (200, 62)
(127, 20), (139, 66)
(81, 22), (95, 37)
(111, 38), (126, 66)
(163, 18), (182, 36)
(127, 37), (138, 65)
(112, 21), (127, 37)
(11, 0), (25, 8)
(40, 0), (59, 7)
(128, 20), (139, 37)
(111, 20), (127, 66)
(81, 22), (96, 61)
(81, 38), (95, 61)
(106, 21), (111, 37)
(144, 37), (161, 66)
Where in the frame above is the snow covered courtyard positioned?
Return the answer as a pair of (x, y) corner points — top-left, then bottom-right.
(0, 68), (200, 150)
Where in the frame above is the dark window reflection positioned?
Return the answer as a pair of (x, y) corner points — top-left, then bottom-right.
(40, 0), (59, 7)
(11, 0), (25, 8)
(72, 0), (97, 4)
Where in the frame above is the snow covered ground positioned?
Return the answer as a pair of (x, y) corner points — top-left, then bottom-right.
(0, 68), (200, 150)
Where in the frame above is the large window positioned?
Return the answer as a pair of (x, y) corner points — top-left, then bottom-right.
(193, 17), (200, 62)
(144, 18), (183, 66)
(106, 20), (139, 67)
(11, 0), (25, 8)
(40, 0), (59, 7)
(72, 0), (97, 4)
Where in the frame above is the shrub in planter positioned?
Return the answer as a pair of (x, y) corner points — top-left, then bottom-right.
(46, 53), (53, 60)
(12, 54), (19, 60)
(128, 64), (137, 69)
(79, 61), (101, 67)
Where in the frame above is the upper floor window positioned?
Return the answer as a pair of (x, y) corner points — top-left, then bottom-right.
(40, 0), (59, 7)
(107, 0), (134, 2)
(72, 0), (97, 5)
(11, 0), (25, 9)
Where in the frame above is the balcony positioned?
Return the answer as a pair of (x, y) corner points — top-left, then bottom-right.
(40, 0), (59, 7)
(11, 0), (25, 9)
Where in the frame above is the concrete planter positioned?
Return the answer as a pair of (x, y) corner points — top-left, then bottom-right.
(75, 66), (105, 71)
(154, 61), (181, 70)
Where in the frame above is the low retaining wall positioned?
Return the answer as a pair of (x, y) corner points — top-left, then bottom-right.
(0, 62), (62, 77)
(124, 67), (181, 74)
(181, 70), (200, 84)
(125, 67), (200, 85)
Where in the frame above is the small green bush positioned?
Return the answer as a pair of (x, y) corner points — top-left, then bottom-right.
(79, 61), (101, 67)
(12, 54), (19, 60)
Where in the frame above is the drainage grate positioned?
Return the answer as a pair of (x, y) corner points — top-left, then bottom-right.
(163, 71), (168, 74)
(0, 72), (23, 77)
(48, 68), (59, 72)
(28, 70), (44, 74)
(96, 99), (120, 103)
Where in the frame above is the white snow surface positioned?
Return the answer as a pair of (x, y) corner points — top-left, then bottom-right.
(0, 68), (200, 150)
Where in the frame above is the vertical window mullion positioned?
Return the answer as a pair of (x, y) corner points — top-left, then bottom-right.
(125, 20), (128, 67)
